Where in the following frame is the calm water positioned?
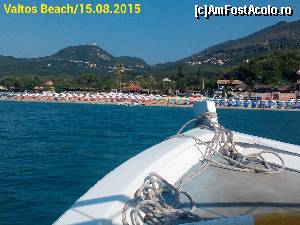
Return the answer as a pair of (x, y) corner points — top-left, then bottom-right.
(0, 101), (299, 225)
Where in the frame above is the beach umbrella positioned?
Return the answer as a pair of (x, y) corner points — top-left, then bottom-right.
(176, 97), (182, 104)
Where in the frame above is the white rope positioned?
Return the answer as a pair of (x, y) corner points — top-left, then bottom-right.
(122, 113), (286, 225)
(122, 173), (200, 225)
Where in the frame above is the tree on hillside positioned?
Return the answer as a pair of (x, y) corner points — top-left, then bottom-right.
(113, 63), (125, 91)
(72, 74), (98, 90)
(225, 50), (300, 87)
(175, 66), (187, 92)
(103, 79), (117, 91)
(54, 76), (73, 92)
(0, 76), (25, 91)
(23, 75), (42, 91)
(147, 75), (156, 93)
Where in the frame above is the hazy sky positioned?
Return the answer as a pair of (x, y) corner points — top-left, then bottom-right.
(0, 0), (299, 64)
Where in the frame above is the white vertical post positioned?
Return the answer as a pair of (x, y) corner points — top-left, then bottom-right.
(193, 100), (218, 125)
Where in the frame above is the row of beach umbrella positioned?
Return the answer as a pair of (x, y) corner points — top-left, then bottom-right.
(214, 99), (300, 109)
(7, 92), (203, 105)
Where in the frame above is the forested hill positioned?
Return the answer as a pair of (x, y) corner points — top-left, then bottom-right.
(0, 44), (149, 76)
(0, 20), (300, 82)
(154, 19), (300, 75)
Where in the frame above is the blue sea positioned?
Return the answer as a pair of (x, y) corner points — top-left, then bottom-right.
(0, 101), (299, 225)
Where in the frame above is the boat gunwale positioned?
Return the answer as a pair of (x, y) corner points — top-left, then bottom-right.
(54, 128), (300, 225)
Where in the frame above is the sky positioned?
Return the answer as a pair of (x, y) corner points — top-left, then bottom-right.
(0, 0), (299, 65)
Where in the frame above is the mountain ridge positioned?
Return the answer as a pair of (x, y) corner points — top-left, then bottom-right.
(0, 44), (149, 76)
(0, 19), (300, 77)
(177, 19), (300, 67)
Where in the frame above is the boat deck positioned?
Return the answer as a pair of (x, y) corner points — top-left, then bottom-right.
(54, 126), (300, 225)
(177, 162), (300, 221)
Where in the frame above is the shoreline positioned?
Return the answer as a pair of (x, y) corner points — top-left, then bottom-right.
(0, 98), (193, 108)
(1, 98), (300, 112)
(217, 106), (300, 112)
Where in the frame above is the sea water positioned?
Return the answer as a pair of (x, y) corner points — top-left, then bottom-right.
(0, 101), (299, 225)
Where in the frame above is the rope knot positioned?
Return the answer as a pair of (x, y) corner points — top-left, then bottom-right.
(122, 114), (286, 225)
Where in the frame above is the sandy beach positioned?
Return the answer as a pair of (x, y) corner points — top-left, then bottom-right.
(1, 97), (300, 112)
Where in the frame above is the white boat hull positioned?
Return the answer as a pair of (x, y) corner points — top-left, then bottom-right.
(54, 128), (300, 225)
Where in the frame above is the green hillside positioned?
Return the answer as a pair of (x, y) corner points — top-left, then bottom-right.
(154, 19), (300, 75)
(0, 44), (149, 76)
(0, 19), (300, 92)
(225, 50), (300, 87)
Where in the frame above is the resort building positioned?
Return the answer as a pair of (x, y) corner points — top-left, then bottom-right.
(0, 85), (8, 91)
(218, 80), (298, 100)
(34, 86), (44, 92)
(295, 80), (300, 99)
(33, 80), (55, 92)
(217, 80), (245, 90)
(122, 83), (142, 93)
(162, 77), (172, 82)
(45, 80), (55, 92)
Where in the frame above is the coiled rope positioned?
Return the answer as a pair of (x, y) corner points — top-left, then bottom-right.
(122, 112), (285, 225)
